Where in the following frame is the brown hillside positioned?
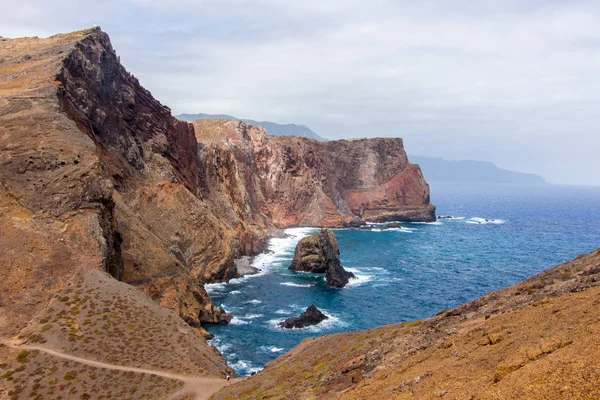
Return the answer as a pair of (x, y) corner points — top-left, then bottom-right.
(213, 248), (600, 400)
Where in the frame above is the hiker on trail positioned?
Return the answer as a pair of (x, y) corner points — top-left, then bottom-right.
(226, 374), (231, 383)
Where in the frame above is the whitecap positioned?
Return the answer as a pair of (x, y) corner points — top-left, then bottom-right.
(228, 359), (263, 375)
(465, 217), (505, 225)
(238, 314), (263, 320)
(245, 299), (262, 304)
(280, 282), (313, 288)
(411, 221), (443, 225)
(437, 216), (465, 220)
(367, 227), (414, 233)
(274, 309), (291, 315)
(344, 268), (373, 286)
(229, 290), (242, 295)
(204, 282), (227, 294)
(229, 317), (250, 325)
(259, 345), (285, 353)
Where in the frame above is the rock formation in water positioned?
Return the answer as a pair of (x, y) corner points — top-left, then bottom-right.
(279, 305), (329, 329)
(0, 26), (435, 396)
(289, 229), (355, 288)
(215, 247), (600, 400)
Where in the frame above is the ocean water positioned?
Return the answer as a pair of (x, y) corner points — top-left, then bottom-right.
(205, 182), (600, 375)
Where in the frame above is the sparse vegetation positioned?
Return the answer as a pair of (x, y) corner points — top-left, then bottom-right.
(64, 370), (77, 381)
(16, 350), (30, 363)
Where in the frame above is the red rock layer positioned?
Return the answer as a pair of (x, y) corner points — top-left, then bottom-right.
(193, 120), (435, 228)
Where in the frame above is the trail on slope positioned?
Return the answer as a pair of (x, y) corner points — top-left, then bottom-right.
(1, 339), (242, 400)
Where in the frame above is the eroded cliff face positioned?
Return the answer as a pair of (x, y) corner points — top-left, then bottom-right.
(0, 27), (255, 344)
(0, 27), (433, 349)
(193, 119), (435, 228)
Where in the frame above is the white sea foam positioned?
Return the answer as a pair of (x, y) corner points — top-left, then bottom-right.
(274, 309), (291, 315)
(238, 313), (263, 320)
(229, 290), (242, 295)
(344, 268), (373, 286)
(229, 317), (250, 325)
(465, 217), (505, 225)
(228, 359), (262, 375)
(207, 227), (318, 296)
(280, 282), (313, 288)
(368, 227), (414, 233)
(204, 282), (227, 294)
(245, 299), (262, 304)
(412, 221), (443, 225)
(260, 345), (285, 353)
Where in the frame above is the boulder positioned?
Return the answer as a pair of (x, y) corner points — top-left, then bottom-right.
(289, 229), (356, 288)
(279, 305), (329, 329)
(199, 305), (233, 325)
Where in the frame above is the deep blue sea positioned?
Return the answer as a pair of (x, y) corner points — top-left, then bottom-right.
(205, 182), (600, 375)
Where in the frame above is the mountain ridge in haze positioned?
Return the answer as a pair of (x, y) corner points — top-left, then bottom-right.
(411, 155), (546, 184)
(177, 113), (327, 141)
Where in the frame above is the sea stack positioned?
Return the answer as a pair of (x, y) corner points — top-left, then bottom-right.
(279, 305), (329, 329)
(289, 229), (356, 288)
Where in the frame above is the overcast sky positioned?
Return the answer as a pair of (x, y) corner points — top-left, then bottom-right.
(3, 1), (600, 185)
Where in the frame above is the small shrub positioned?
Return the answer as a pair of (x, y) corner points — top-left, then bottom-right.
(16, 350), (30, 363)
(313, 361), (327, 372)
(407, 320), (422, 327)
(2, 370), (14, 379)
(64, 370), (77, 381)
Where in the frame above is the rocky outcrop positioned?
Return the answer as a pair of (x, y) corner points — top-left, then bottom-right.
(199, 305), (233, 325)
(279, 305), (329, 329)
(289, 229), (355, 288)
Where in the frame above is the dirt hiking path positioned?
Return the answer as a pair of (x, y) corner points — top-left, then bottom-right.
(2, 339), (243, 400)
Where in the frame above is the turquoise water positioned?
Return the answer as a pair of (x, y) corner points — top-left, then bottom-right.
(205, 183), (600, 375)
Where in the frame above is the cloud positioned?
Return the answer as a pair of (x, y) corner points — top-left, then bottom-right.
(2, 0), (600, 184)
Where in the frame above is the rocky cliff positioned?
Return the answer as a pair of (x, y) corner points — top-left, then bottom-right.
(0, 26), (434, 383)
(193, 119), (435, 227)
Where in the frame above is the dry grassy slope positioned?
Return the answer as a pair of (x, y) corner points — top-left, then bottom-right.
(0, 348), (183, 400)
(0, 270), (233, 399)
(214, 248), (600, 400)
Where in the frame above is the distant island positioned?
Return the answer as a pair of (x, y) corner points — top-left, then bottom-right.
(177, 113), (327, 141)
(411, 155), (546, 184)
